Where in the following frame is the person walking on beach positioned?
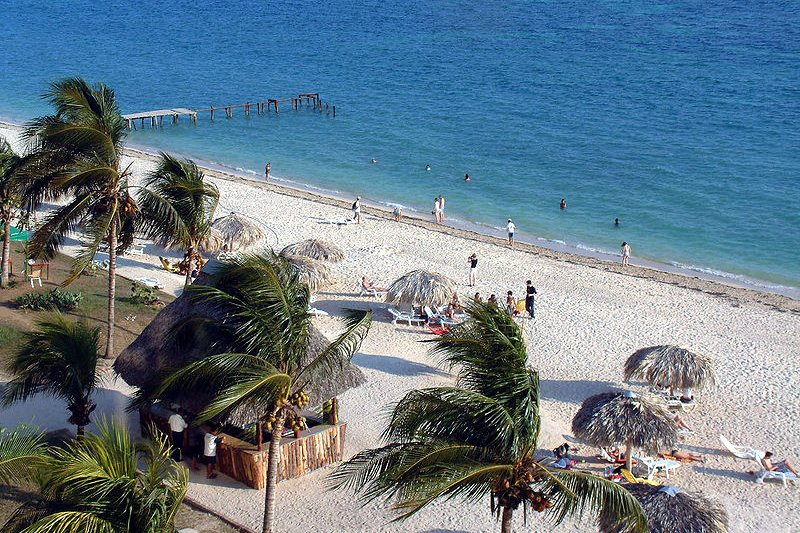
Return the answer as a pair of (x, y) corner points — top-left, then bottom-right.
(168, 408), (188, 461)
(468, 253), (478, 286)
(506, 218), (516, 247)
(438, 194), (446, 222)
(203, 424), (225, 479)
(352, 196), (362, 224)
(433, 197), (441, 223)
(524, 279), (537, 319)
(621, 241), (631, 266)
(393, 206), (403, 222)
(265, 161), (271, 183)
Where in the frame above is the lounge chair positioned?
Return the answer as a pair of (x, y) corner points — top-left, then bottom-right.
(387, 307), (425, 326)
(754, 458), (799, 487)
(358, 282), (387, 299)
(632, 453), (681, 480)
(719, 435), (762, 460)
(125, 241), (146, 256)
(159, 257), (181, 274)
(135, 277), (162, 289)
(320, 217), (356, 226)
(427, 322), (450, 336)
(423, 306), (459, 326)
(621, 469), (660, 486)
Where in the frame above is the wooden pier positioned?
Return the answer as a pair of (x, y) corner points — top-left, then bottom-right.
(123, 92), (336, 130)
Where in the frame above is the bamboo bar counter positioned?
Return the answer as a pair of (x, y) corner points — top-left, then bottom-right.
(140, 404), (347, 489)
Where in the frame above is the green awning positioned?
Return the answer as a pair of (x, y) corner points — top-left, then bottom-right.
(1, 225), (29, 241)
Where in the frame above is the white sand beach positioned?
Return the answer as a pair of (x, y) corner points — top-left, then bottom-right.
(1, 123), (799, 532)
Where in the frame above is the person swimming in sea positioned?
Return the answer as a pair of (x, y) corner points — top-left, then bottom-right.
(464, 173), (471, 182)
(425, 164), (431, 171)
(614, 218), (621, 227)
(560, 198), (567, 209)
(370, 158), (377, 164)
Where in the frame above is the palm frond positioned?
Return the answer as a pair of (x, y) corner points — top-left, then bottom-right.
(0, 425), (48, 484)
(27, 192), (94, 261)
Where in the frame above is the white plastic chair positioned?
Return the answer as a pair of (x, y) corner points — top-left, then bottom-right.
(633, 454), (681, 480)
(388, 307), (425, 326)
(28, 265), (43, 288)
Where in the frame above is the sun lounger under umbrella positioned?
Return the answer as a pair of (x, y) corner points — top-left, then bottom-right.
(599, 484), (728, 533)
(572, 390), (678, 473)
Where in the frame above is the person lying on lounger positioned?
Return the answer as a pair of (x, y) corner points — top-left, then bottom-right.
(362, 276), (386, 292)
(658, 448), (705, 463)
(762, 451), (799, 476)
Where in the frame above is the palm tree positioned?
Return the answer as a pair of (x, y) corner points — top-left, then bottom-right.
(138, 152), (220, 287)
(157, 252), (372, 533)
(0, 136), (25, 288)
(0, 425), (48, 484)
(330, 303), (647, 533)
(1, 314), (101, 436)
(1, 419), (187, 533)
(22, 77), (138, 358)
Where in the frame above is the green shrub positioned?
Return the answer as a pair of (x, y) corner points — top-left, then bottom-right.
(16, 289), (83, 311)
(130, 282), (160, 305)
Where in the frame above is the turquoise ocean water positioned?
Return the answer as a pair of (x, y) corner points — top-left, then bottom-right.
(1, 1), (798, 295)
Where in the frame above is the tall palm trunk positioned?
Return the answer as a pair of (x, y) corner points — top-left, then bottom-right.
(105, 220), (118, 359)
(1, 216), (10, 288)
(184, 245), (194, 287)
(263, 414), (285, 533)
(501, 505), (513, 533)
(624, 442), (633, 472)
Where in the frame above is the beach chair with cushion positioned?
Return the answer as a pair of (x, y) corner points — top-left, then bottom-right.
(620, 469), (660, 486)
(423, 306), (458, 326)
(633, 454), (681, 480)
(719, 435), (762, 460)
(358, 282), (387, 299)
(427, 322), (450, 336)
(27, 265), (43, 288)
(388, 307), (425, 326)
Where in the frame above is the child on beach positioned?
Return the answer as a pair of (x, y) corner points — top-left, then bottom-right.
(203, 424), (225, 479)
(621, 241), (631, 266)
(505, 291), (517, 315)
(506, 219), (516, 247)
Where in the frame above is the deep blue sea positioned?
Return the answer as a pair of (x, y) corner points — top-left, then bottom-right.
(2, 1), (798, 294)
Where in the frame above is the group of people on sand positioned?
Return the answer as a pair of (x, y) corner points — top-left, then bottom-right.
(468, 275), (538, 320)
(167, 408), (225, 480)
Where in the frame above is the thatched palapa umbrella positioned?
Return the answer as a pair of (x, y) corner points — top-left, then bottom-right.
(281, 239), (345, 263)
(572, 391), (677, 472)
(282, 254), (331, 293)
(211, 213), (266, 251)
(599, 484), (728, 533)
(386, 269), (457, 307)
(199, 228), (224, 254)
(624, 345), (716, 399)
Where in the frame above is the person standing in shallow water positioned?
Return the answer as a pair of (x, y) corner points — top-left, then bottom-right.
(265, 161), (271, 183)
(621, 241), (631, 266)
(506, 219), (516, 247)
(433, 197), (441, 223)
(438, 194), (446, 222)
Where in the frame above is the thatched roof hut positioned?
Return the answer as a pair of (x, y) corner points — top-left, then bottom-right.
(599, 484), (728, 533)
(624, 345), (716, 393)
(572, 391), (677, 471)
(211, 213), (266, 251)
(281, 254), (331, 293)
(114, 268), (365, 424)
(281, 239), (345, 263)
(386, 270), (457, 307)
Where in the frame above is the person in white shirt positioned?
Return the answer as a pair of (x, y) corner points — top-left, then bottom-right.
(506, 219), (516, 247)
(203, 424), (225, 479)
(433, 197), (441, 223)
(168, 408), (188, 461)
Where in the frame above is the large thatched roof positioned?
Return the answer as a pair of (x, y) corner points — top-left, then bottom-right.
(599, 484), (728, 533)
(624, 345), (716, 392)
(114, 267), (365, 424)
(571, 391), (677, 452)
(199, 228), (224, 254)
(211, 213), (266, 251)
(281, 239), (345, 263)
(386, 270), (457, 307)
(281, 254), (331, 293)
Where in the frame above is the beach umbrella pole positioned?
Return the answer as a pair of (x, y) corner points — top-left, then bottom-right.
(625, 442), (633, 472)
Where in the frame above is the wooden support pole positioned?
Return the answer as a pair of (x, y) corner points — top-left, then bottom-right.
(333, 106), (336, 117)
(211, 107), (215, 121)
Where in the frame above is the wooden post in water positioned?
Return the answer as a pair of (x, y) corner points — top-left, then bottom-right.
(333, 106), (336, 117)
(210, 107), (215, 121)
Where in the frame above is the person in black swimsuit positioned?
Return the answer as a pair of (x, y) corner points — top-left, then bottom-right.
(525, 279), (537, 319)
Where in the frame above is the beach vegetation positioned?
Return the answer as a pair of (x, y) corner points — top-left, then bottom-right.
(155, 252), (372, 533)
(138, 153), (220, 287)
(0, 136), (26, 289)
(0, 425), (48, 485)
(20, 77), (139, 359)
(1, 419), (187, 533)
(15, 288), (83, 311)
(0, 313), (101, 436)
(330, 302), (647, 533)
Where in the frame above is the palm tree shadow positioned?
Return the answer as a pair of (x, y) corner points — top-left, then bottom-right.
(540, 379), (619, 404)
(352, 353), (450, 378)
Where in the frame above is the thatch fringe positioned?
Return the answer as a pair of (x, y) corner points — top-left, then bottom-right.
(281, 239), (345, 263)
(385, 270), (457, 307)
(624, 345), (716, 391)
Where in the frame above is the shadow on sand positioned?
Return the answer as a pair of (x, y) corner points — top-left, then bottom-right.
(540, 379), (619, 404)
(353, 353), (450, 378)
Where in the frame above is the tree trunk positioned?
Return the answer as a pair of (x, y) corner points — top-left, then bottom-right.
(184, 245), (193, 287)
(104, 221), (118, 359)
(1, 216), (11, 288)
(625, 442), (633, 472)
(76, 424), (85, 437)
(500, 505), (513, 533)
(262, 414), (285, 533)
(257, 421), (263, 452)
